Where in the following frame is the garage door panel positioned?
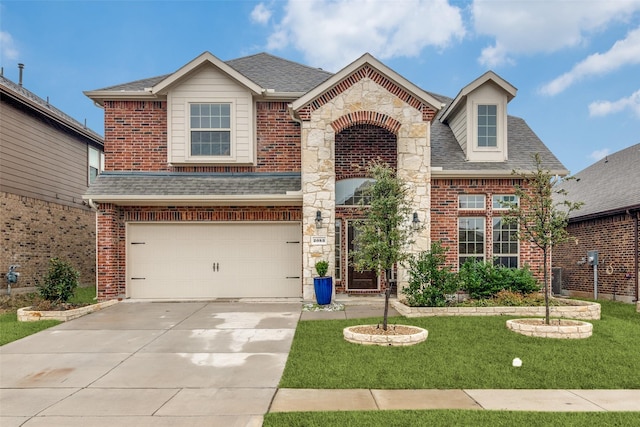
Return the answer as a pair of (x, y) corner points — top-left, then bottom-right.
(127, 223), (301, 299)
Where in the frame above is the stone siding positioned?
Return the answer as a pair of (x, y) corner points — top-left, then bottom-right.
(1, 192), (96, 289)
(392, 299), (601, 320)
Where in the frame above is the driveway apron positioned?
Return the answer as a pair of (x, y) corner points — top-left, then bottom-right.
(0, 301), (300, 427)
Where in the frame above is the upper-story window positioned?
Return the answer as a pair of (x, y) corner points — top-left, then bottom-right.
(190, 103), (231, 157)
(88, 146), (103, 184)
(336, 178), (375, 206)
(477, 104), (497, 147)
(459, 194), (486, 210)
(492, 194), (518, 210)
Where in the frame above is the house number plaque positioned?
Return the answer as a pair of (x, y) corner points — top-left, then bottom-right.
(311, 236), (327, 245)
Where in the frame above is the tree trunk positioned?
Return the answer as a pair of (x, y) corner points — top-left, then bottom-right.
(543, 247), (550, 325)
(382, 268), (391, 331)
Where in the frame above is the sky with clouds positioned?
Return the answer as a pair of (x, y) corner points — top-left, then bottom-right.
(1, 0), (639, 175)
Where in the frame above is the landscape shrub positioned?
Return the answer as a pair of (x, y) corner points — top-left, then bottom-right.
(403, 242), (460, 307)
(459, 259), (539, 300)
(38, 258), (79, 304)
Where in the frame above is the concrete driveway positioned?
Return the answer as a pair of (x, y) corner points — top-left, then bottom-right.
(1, 301), (301, 426)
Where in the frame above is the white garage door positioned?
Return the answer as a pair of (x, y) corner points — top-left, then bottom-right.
(127, 222), (302, 299)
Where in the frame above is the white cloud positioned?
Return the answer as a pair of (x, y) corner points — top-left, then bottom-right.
(589, 148), (611, 161)
(589, 89), (640, 118)
(540, 27), (640, 96)
(473, 0), (640, 67)
(0, 31), (19, 61)
(265, 0), (465, 71)
(251, 3), (272, 25)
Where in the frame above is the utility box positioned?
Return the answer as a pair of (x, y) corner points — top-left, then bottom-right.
(552, 267), (563, 295)
(587, 250), (598, 266)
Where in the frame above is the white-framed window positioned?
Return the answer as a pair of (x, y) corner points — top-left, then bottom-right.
(335, 219), (342, 279)
(88, 146), (103, 184)
(189, 103), (231, 157)
(493, 217), (519, 268)
(477, 104), (497, 147)
(492, 194), (518, 210)
(336, 178), (375, 206)
(459, 194), (486, 210)
(459, 217), (485, 267)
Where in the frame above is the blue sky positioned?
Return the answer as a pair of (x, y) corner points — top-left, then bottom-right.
(1, 0), (639, 175)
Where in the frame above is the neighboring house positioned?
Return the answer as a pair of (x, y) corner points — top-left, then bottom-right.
(83, 51), (566, 301)
(0, 73), (104, 291)
(554, 143), (640, 306)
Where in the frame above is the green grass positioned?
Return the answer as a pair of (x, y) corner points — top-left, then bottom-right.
(264, 410), (640, 426)
(0, 286), (96, 346)
(280, 299), (640, 389)
(0, 312), (60, 346)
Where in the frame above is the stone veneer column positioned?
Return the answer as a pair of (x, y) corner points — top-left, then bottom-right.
(300, 77), (432, 300)
(301, 123), (336, 300)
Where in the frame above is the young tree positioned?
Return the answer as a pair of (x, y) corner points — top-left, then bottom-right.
(504, 153), (582, 324)
(351, 162), (418, 330)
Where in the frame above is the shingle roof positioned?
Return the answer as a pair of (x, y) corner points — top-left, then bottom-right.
(85, 172), (301, 197)
(92, 53), (332, 94)
(226, 53), (333, 93)
(431, 115), (566, 173)
(1, 75), (103, 144)
(556, 143), (640, 220)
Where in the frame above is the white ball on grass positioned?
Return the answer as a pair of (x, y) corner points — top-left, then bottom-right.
(512, 357), (523, 367)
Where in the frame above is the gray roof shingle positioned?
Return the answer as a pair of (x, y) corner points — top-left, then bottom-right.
(85, 172), (301, 197)
(431, 116), (566, 172)
(557, 143), (640, 220)
(92, 53), (332, 94)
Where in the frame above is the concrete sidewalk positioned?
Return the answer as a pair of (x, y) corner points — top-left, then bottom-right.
(270, 388), (640, 412)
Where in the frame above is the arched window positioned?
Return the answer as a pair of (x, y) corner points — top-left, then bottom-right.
(336, 178), (375, 206)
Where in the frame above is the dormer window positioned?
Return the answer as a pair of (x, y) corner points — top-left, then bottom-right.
(477, 104), (497, 148)
(190, 103), (231, 157)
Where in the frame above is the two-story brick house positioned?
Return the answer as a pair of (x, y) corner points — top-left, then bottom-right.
(84, 51), (566, 301)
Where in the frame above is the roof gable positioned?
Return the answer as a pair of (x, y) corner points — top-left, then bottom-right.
(151, 51), (263, 95)
(440, 71), (517, 123)
(291, 53), (442, 119)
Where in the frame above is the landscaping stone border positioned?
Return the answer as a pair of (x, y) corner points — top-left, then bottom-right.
(343, 325), (428, 346)
(17, 300), (118, 322)
(391, 299), (600, 320)
(506, 318), (593, 339)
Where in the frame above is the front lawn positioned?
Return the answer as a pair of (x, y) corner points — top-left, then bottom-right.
(280, 299), (640, 389)
(0, 286), (96, 346)
(264, 410), (639, 427)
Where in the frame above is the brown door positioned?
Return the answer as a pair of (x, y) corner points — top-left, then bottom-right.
(347, 222), (378, 290)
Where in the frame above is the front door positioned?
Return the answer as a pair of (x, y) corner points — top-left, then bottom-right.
(347, 221), (378, 290)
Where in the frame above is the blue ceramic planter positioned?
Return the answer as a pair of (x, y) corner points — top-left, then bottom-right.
(313, 276), (333, 305)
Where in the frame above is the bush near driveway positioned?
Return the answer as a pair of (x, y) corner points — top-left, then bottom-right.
(0, 286), (96, 346)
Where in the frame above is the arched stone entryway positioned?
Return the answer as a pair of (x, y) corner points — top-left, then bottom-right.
(293, 61), (437, 300)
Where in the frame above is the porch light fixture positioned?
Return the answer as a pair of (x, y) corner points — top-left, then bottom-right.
(412, 212), (421, 230)
(315, 210), (323, 228)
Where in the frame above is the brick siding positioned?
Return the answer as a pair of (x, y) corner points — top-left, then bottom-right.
(430, 178), (545, 280)
(1, 192), (96, 289)
(335, 124), (397, 179)
(554, 212), (639, 302)
(103, 101), (300, 173)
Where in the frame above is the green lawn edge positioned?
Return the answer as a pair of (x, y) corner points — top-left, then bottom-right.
(279, 299), (640, 389)
(264, 410), (640, 427)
